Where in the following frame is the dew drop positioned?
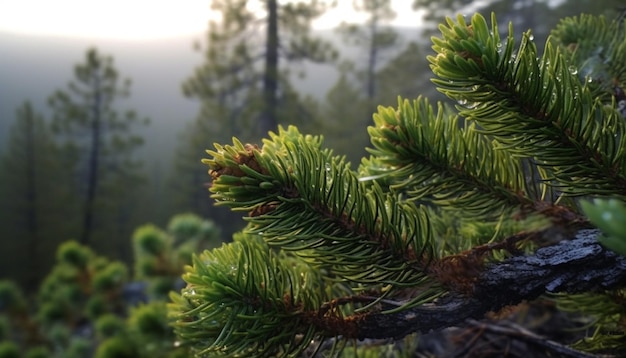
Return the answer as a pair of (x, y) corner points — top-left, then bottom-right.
(568, 65), (578, 75)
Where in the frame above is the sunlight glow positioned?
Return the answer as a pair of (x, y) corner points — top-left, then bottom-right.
(0, 0), (213, 40)
(0, 0), (424, 40)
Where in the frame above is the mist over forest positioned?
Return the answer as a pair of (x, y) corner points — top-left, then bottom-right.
(0, 0), (623, 292)
(2, 1), (626, 357)
(0, 32), (215, 165)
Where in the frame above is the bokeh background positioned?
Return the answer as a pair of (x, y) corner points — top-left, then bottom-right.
(0, 0), (622, 290)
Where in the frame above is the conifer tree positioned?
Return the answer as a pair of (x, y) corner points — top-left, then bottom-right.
(169, 11), (626, 357)
(375, 41), (433, 104)
(183, 0), (336, 141)
(318, 63), (369, 163)
(173, 0), (335, 220)
(49, 48), (149, 250)
(336, 0), (399, 115)
(0, 102), (71, 288)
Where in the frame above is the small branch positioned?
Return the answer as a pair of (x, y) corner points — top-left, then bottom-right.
(462, 319), (600, 358)
(354, 229), (626, 339)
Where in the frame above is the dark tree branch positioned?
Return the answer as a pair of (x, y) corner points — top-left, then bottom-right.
(354, 229), (626, 340)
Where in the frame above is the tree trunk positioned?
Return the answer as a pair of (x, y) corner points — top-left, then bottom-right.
(366, 19), (378, 104)
(260, 0), (279, 135)
(23, 103), (39, 286)
(80, 73), (102, 245)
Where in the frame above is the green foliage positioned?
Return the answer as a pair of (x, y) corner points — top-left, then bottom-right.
(0, 101), (73, 288)
(64, 338), (92, 358)
(127, 303), (173, 354)
(0, 317), (8, 341)
(133, 213), (222, 299)
(430, 13), (626, 197)
(0, 212), (211, 357)
(94, 314), (125, 340)
(0, 281), (26, 314)
(55, 240), (91, 269)
(34, 240), (129, 357)
(96, 302), (182, 358)
(171, 11), (626, 356)
(94, 337), (137, 358)
(581, 198), (626, 255)
(0, 341), (20, 358)
(24, 346), (50, 358)
(338, 334), (420, 358)
(555, 290), (626, 352)
(169, 236), (331, 357)
(206, 127), (437, 292)
(134, 225), (168, 258)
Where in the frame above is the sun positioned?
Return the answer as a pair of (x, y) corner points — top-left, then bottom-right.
(0, 0), (213, 40)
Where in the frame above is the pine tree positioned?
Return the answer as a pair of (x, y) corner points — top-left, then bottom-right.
(375, 41), (434, 105)
(320, 0), (403, 163)
(173, 0), (336, 222)
(316, 62), (370, 164)
(49, 48), (149, 251)
(183, 0), (336, 141)
(336, 0), (399, 115)
(169, 12), (626, 357)
(0, 102), (72, 288)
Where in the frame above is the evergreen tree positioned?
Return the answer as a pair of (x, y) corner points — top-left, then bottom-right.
(375, 41), (432, 104)
(0, 102), (72, 288)
(320, 0), (402, 162)
(49, 48), (149, 254)
(336, 0), (400, 115)
(173, 0), (335, 223)
(183, 0), (336, 141)
(318, 62), (370, 163)
(412, 0), (624, 43)
(169, 12), (626, 356)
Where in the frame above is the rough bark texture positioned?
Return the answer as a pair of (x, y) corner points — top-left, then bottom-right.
(356, 229), (626, 339)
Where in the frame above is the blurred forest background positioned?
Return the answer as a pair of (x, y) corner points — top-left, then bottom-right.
(0, 0), (623, 292)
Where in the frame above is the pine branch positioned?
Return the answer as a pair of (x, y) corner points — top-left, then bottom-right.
(203, 127), (437, 293)
(352, 229), (626, 339)
(361, 96), (545, 220)
(551, 14), (626, 103)
(171, 12), (626, 356)
(429, 13), (626, 197)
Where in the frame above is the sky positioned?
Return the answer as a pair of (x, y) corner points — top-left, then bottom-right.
(0, 0), (214, 39)
(0, 0), (423, 40)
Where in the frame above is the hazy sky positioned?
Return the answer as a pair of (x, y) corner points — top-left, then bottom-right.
(0, 0), (423, 40)
(0, 0), (213, 39)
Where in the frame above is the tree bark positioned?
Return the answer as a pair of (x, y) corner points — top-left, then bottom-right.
(23, 103), (40, 287)
(260, 0), (279, 135)
(354, 229), (626, 339)
(80, 69), (102, 245)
